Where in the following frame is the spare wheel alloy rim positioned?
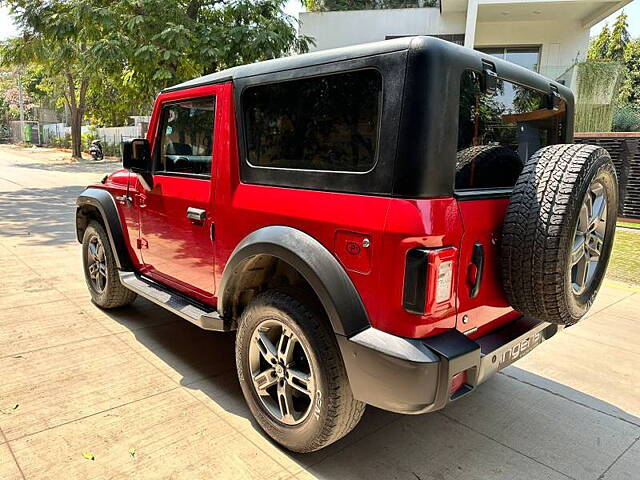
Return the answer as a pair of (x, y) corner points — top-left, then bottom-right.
(248, 319), (316, 425)
(570, 181), (607, 295)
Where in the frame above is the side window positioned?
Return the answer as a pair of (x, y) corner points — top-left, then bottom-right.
(156, 97), (216, 176)
(456, 70), (566, 190)
(242, 69), (382, 172)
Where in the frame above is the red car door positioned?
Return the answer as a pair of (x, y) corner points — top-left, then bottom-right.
(136, 86), (224, 301)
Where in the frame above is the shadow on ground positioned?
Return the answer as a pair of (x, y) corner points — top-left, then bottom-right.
(14, 160), (120, 174)
(101, 299), (640, 480)
(0, 185), (88, 244)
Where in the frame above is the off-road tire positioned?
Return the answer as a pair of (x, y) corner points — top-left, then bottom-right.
(82, 220), (137, 308)
(501, 144), (617, 325)
(235, 289), (365, 452)
(456, 145), (523, 189)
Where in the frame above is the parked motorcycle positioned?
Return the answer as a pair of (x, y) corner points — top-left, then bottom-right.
(89, 140), (104, 161)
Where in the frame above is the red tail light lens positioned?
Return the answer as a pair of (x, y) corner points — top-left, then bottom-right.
(425, 247), (457, 314)
(403, 247), (457, 315)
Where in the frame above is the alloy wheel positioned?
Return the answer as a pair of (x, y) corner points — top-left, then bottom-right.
(248, 319), (315, 425)
(570, 181), (607, 295)
(87, 235), (108, 293)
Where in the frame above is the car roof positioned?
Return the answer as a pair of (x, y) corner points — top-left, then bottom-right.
(163, 35), (572, 103)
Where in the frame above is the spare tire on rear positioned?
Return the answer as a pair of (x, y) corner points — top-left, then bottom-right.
(501, 144), (618, 325)
(455, 145), (523, 189)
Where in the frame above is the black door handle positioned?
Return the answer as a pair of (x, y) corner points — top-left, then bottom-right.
(186, 207), (206, 222)
(469, 243), (484, 299)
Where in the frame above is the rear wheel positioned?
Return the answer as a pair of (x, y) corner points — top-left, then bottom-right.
(501, 144), (617, 325)
(82, 221), (137, 308)
(235, 290), (365, 452)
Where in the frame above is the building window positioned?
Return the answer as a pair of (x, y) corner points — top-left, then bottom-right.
(242, 69), (382, 172)
(477, 46), (541, 72)
(456, 70), (566, 190)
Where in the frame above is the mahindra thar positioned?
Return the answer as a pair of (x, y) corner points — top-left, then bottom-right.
(76, 37), (617, 452)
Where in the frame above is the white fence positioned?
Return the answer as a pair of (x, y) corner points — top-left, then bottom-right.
(26, 123), (145, 157)
(39, 124), (143, 144)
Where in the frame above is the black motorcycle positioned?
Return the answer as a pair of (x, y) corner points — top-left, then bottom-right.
(89, 140), (104, 161)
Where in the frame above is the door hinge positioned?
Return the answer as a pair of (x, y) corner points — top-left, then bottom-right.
(136, 238), (148, 250)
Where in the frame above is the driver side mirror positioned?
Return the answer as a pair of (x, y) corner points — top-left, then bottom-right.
(122, 138), (150, 173)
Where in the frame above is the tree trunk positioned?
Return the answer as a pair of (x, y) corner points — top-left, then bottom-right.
(64, 73), (89, 160)
(70, 107), (83, 159)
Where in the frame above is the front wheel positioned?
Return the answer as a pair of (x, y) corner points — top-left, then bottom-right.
(235, 290), (365, 452)
(82, 220), (137, 308)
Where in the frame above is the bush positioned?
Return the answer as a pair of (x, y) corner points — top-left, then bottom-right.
(612, 104), (640, 132)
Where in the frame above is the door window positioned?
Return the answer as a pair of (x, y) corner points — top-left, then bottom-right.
(156, 98), (216, 176)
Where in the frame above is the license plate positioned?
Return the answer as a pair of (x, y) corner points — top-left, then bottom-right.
(497, 330), (544, 369)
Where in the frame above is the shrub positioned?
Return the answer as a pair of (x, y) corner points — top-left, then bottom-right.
(612, 104), (640, 132)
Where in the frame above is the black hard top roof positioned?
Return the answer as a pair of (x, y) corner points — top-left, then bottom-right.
(163, 35), (571, 100)
(164, 36), (418, 92)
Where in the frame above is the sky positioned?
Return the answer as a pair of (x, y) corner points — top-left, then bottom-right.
(0, 0), (638, 41)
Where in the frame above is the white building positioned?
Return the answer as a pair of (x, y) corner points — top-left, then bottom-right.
(299, 0), (632, 87)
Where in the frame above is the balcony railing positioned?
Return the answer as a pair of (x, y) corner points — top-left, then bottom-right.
(306, 0), (440, 12)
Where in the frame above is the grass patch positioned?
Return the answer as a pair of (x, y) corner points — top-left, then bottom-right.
(617, 220), (640, 230)
(607, 229), (640, 286)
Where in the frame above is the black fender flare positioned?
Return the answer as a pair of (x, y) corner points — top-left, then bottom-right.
(218, 226), (370, 337)
(75, 187), (133, 270)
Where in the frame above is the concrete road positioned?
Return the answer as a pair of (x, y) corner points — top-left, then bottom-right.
(1, 144), (638, 480)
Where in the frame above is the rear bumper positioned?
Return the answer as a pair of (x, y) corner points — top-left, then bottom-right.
(337, 316), (560, 414)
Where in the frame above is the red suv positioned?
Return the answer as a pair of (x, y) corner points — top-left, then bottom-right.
(76, 37), (617, 452)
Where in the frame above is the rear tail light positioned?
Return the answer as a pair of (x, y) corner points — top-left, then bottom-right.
(403, 247), (457, 315)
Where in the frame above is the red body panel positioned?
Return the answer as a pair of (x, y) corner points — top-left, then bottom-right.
(455, 199), (519, 339)
(100, 81), (514, 339)
(138, 175), (215, 297)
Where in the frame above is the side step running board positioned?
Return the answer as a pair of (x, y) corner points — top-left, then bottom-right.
(118, 271), (233, 332)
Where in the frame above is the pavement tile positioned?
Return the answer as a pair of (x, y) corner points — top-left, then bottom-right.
(518, 329), (640, 417)
(601, 438), (640, 480)
(9, 388), (292, 480)
(584, 286), (635, 318)
(0, 301), (112, 358)
(186, 372), (402, 474)
(567, 294), (640, 356)
(0, 335), (176, 441)
(82, 297), (185, 334)
(0, 288), (66, 311)
(443, 373), (640, 480)
(298, 410), (568, 480)
(118, 320), (236, 386)
(0, 443), (23, 480)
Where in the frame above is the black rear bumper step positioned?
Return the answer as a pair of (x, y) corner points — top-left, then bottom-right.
(338, 316), (561, 414)
(119, 271), (233, 332)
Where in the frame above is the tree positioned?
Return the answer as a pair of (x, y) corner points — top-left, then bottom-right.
(1, 1), (121, 158)
(302, 0), (438, 11)
(619, 39), (640, 105)
(608, 11), (630, 61)
(588, 24), (610, 60)
(1, 0), (310, 156)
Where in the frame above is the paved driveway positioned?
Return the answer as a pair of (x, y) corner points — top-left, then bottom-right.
(0, 145), (638, 480)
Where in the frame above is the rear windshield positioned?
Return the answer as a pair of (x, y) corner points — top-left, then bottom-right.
(456, 70), (566, 191)
(242, 69), (382, 172)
